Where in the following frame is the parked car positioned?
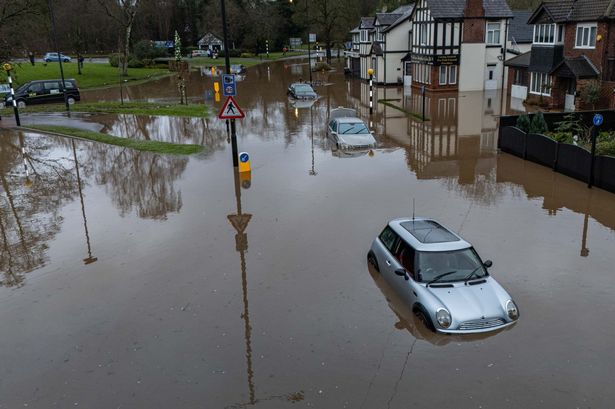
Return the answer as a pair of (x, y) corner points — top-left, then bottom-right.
(368, 218), (519, 334)
(230, 64), (246, 75)
(43, 52), (71, 63)
(191, 49), (208, 57)
(4, 79), (80, 108)
(287, 82), (317, 100)
(327, 107), (376, 149)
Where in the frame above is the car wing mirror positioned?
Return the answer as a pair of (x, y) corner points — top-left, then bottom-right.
(483, 260), (493, 268)
(394, 268), (409, 281)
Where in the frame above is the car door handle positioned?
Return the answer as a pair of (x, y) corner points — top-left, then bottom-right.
(385, 260), (392, 266)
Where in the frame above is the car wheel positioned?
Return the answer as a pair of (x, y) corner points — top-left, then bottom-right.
(414, 307), (435, 331)
(67, 97), (76, 105)
(367, 251), (379, 272)
(17, 100), (26, 108)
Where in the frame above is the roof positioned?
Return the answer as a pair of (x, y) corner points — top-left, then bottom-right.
(350, 26), (360, 34)
(329, 107), (358, 120)
(528, 45), (564, 73)
(376, 12), (403, 25)
(551, 55), (600, 78)
(360, 17), (375, 29)
(389, 218), (472, 252)
(528, 0), (615, 23)
(426, 0), (513, 20)
(505, 51), (531, 68)
(198, 32), (222, 45)
(382, 4), (415, 33)
(508, 10), (534, 43)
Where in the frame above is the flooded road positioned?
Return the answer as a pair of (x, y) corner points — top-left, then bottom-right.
(1, 59), (615, 408)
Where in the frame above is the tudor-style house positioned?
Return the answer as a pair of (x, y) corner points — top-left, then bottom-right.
(506, 0), (615, 111)
(408, 0), (512, 92)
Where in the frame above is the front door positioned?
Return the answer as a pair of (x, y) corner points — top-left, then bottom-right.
(565, 79), (577, 111)
(404, 61), (412, 87)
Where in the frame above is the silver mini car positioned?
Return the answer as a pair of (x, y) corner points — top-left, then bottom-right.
(368, 218), (519, 334)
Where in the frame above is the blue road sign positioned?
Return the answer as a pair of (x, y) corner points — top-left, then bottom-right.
(239, 152), (250, 163)
(593, 113), (604, 127)
(222, 74), (236, 97)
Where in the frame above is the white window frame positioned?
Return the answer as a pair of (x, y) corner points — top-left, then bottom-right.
(360, 30), (368, 42)
(575, 23), (597, 49)
(448, 65), (457, 84)
(439, 65), (447, 85)
(533, 24), (556, 45)
(486, 22), (501, 45)
(530, 72), (552, 96)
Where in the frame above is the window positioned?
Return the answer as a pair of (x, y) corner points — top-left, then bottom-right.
(360, 30), (368, 42)
(576, 23), (597, 48)
(486, 22), (501, 45)
(414, 63), (431, 84)
(439, 66), (447, 85)
(396, 242), (416, 276)
(379, 226), (398, 252)
(557, 24), (564, 42)
(530, 72), (552, 95)
(448, 65), (457, 84)
(420, 24), (429, 46)
(329, 120), (337, 133)
(533, 23), (556, 44)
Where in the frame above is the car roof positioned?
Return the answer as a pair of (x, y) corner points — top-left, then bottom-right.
(333, 117), (364, 123)
(330, 107), (357, 120)
(388, 217), (472, 252)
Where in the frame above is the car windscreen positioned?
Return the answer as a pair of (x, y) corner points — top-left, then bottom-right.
(415, 248), (487, 283)
(294, 84), (314, 94)
(338, 122), (369, 134)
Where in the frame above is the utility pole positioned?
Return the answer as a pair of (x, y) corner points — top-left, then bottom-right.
(220, 0), (239, 167)
(48, 0), (70, 114)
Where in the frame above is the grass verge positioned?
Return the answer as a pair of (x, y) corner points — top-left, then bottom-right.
(379, 99), (430, 121)
(5, 101), (209, 117)
(27, 125), (204, 155)
(0, 62), (168, 89)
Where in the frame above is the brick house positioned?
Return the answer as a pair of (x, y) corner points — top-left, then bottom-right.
(506, 0), (615, 111)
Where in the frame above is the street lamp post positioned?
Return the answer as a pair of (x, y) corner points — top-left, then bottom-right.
(290, 0), (312, 83)
(368, 68), (374, 115)
(48, 0), (70, 114)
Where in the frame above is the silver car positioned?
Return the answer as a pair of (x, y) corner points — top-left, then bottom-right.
(368, 218), (519, 334)
(327, 107), (376, 150)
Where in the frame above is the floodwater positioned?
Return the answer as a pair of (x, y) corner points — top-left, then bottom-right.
(1, 59), (615, 408)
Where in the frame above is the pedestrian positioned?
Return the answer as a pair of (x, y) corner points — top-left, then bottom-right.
(78, 54), (85, 69)
(28, 51), (35, 66)
(283, 46), (288, 56)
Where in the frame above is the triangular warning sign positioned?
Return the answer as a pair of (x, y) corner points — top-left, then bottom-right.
(218, 96), (245, 119)
(227, 213), (252, 233)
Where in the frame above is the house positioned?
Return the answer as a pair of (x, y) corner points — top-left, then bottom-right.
(198, 33), (224, 52)
(507, 10), (534, 56)
(345, 26), (361, 76)
(505, 0), (615, 111)
(358, 16), (376, 81)
(407, 0), (512, 92)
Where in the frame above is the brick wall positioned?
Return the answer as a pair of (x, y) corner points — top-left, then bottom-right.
(564, 22), (608, 71)
(463, 18), (486, 43)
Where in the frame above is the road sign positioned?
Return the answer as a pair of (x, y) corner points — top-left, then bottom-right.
(223, 74), (236, 96)
(218, 96), (245, 119)
(239, 152), (249, 163)
(228, 214), (252, 234)
(593, 113), (604, 127)
(309, 33), (317, 43)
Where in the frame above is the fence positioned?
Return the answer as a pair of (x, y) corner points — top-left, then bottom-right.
(499, 126), (615, 194)
(500, 109), (615, 131)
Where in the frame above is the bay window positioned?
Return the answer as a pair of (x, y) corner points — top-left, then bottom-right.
(530, 72), (552, 96)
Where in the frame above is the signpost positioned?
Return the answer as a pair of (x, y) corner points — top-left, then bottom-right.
(588, 113), (603, 188)
(218, 96), (245, 119)
(3, 63), (21, 126)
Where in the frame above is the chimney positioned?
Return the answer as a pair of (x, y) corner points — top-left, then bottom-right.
(464, 0), (485, 18)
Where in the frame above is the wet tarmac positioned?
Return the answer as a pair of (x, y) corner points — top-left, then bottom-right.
(1, 59), (615, 408)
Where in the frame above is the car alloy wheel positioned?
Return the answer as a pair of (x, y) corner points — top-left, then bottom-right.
(67, 97), (76, 105)
(17, 100), (26, 108)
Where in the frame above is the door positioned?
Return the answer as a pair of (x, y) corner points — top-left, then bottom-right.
(565, 79), (576, 111)
(484, 65), (498, 90)
(43, 81), (63, 104)
(25, 82), (45, 105)
(404, 61), (412, 87)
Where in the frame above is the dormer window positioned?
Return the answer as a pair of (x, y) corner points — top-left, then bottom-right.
(360, 30), (368, 42)
(575, 23), (597, 48)
(533, 24), (557, 44)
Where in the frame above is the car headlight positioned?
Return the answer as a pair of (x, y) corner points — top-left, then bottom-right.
(506, 300), (519, 320)
(436, 308), (451, 328)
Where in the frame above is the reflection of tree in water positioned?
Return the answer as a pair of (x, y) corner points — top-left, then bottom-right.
(84, 143), (188, 220)
(0, 132), (77, 287)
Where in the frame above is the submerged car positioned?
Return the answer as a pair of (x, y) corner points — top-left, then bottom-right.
(327, 107), (376, 149)
(368, 218), (519, 334)
(43, 52), (71, 63)
(230, 64), (246, 74)
(287, 82), (317, 100)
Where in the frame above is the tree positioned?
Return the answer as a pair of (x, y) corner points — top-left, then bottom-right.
(0, 0), (45, 62)
(580, 80), (601, 110)
(97, 0), (141, 76)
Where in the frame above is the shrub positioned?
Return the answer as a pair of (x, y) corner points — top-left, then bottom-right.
(240, 52), (253, 58)
(596, 140), (615, 156)
(133, 40), (168, 60)
(127, 57), (145, 68)
(580, 80), (601, 109)
(141, 58), (153, 67)
(548, 132), (573, 144)
(314, 62), (332, 71)
(529, 111), (548, 134)
(109, 53), (120, 67)
(516, 114), (531, 132)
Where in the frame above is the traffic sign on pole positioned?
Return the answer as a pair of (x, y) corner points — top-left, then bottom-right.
(223, 74), (236, 97)
(218, 96), (245, 119)
(593, 113), (603, 127)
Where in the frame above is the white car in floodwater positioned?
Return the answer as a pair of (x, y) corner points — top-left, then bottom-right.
(368, 218), (519, 334)
(327, 107), (376, 150)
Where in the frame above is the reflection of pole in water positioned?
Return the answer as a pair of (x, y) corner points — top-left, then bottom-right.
(309, 106), (317, 176)
(580, 191), (592, 257)
(18, 133), (31, 185)
(72, 140), (97, 265)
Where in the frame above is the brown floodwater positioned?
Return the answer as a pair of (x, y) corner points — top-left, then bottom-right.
(1, 59), (614, 408)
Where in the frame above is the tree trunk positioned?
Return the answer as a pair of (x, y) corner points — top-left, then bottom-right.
(122, 24), (132, 76)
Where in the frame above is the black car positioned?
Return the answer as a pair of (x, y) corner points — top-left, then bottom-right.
(287, 82), (317, 100)
(3, 79), (80, 108)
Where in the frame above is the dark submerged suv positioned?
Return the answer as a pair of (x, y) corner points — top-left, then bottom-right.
(3, 79), (80, 108)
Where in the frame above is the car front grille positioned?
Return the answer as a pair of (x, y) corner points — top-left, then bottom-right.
(458, 318), (506, 331)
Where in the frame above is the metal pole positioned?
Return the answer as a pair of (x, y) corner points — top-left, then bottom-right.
(48, 0), (69, 114)
(220, 0), (239, 167)
(369, 73), (373, 115)
(588, 126), (598, 188)
(306, 0), (312, 84)
(6, 71), (21, 126)
(266, 40), (269, 58)
(422, 85), (426, 122)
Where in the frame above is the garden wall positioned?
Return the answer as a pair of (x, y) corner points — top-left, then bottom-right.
(500, 110), (615, 131)
(499, 126), (615, 194)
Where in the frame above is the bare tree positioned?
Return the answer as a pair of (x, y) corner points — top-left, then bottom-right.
(97, 0), (140, 76)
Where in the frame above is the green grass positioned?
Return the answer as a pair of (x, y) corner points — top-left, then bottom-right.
(27, 125), (204, 155)
(379, 99), (430, 121)
(189, 51), (305, 67)
(0, 62), (169, 89)
(9, 101), (209, 117)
